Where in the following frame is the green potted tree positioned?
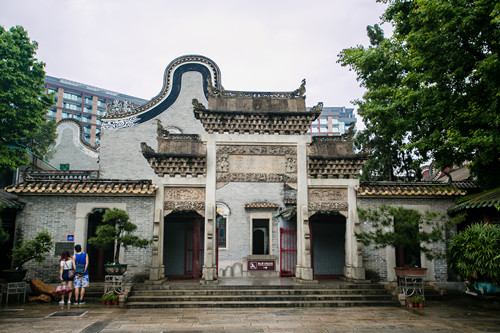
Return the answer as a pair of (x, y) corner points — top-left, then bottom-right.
(356, 205), (460, 277)
(447, 223), (500, 296)
(2, 230), (53, 282)
(88, 208), (150, 275)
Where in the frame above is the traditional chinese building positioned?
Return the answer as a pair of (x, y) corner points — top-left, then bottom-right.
(5, 55), (467, 285)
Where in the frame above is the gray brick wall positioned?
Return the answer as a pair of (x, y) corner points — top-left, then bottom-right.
(99, 71), (208, 180)
(216, 182), (283, 266)
(49, 127), (99, 171)
(357, 197), (456, 282)
(13, 195), (154, 283)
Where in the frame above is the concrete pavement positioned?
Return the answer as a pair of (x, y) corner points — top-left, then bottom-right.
(0, 295), (499, 332)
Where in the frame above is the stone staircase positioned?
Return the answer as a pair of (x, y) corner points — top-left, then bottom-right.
(125, 281), (399, 308)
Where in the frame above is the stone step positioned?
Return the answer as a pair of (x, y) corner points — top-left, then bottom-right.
(131, 287), (393, 294)
(134, 283), (387, 291)
(126, 299), (399, 308)
(128, 294), (394, 302)
(125, 282), (398, 308)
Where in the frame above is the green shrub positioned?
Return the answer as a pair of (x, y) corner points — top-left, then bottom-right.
(447, 223), (500, 283)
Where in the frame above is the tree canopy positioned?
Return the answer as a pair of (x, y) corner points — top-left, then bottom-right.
(338, 0), (500, 189)
(0, 26), (56, 171)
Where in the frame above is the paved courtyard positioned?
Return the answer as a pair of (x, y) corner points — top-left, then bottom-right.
(0, 295), (499, 332)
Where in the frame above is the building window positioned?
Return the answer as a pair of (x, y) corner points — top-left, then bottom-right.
(60, 164), (70, 170)
(216, 203), (230, 249)
(63, 91), (82, 102)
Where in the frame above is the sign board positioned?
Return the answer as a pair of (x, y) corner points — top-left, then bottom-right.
(248, 260), (275, 271)
(67, 235), (74, 242)
(55, 242), (74, 255)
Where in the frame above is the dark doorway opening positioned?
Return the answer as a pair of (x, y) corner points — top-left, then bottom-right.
(86, 210), (114, 281)
(310, 212), (346, 279)
(252, 219), (269, 255)
(164, 211), (204, 279)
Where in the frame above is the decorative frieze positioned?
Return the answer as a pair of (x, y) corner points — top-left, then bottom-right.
(308, 188), (348, 213)
(217, 145), (296, 156)
(101, 116), (140, 130)
(164, 187), (205, 212)
(217, 173), (296, 183)
(216, 145), (297, 183)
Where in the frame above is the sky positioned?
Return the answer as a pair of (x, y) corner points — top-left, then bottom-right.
(0, 0), (388, 113)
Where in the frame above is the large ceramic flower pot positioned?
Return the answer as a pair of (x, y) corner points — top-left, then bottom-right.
(104, 264), (127, 275)
(1, 269), (28, 282)
(395, 267), (427, 277)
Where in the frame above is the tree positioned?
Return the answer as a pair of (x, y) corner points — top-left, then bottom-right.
(87, 208), (151, 264)
(448, 223), (500, 284)
(0, 26), (56, 171)
(338, 0), (500, 189)
(11, 230), (53, 270)
(356, 205), (460, 264)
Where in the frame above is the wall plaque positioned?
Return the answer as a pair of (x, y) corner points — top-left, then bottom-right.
(248, 260), (276, 271)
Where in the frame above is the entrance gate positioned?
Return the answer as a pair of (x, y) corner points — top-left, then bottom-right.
(280, 228), (297, 277)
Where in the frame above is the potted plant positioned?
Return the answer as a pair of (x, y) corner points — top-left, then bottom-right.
(2, 230), (53, 282)
(101, 293), (109, 305)
(407, 295), (424, 308)
(88, 208), (151, 275)
(447, 223), (500, 296)
(356, 205), (460, 277)
(111, 293), (120, 305)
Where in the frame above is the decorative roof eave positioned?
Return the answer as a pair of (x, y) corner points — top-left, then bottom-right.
(100, 55), (222, 129)
(245, 202), (280, 209)
(142, 153), (207, 178)
(358, 182), (467, 198)
(308, 155), (368, 179)
(0, 190), (25, 209)
(448, 187), (500, 214)
(193, 107), (321, 135)
(5, 180), (157, 196)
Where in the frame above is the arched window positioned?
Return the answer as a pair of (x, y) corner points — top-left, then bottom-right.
(216, 203), (230, 249)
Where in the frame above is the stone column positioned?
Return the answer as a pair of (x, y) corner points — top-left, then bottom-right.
(202, 135), (217, 283)
(343, 183), (366, 280)
(295, 139), (313, 281)
(148, 182), (163, 281)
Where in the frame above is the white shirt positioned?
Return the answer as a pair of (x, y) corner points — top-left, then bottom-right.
(60, 259), (73, 270)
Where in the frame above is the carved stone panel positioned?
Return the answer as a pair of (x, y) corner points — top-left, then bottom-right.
(308, 188), (348, 213)
(164, 187), (205, 212)
(216, 145), (297, 183)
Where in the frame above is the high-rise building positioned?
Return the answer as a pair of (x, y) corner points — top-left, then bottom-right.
(306, 106), (356, 136)
(44, 76), (147, 146)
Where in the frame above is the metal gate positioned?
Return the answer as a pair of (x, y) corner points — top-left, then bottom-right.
(280, 228), (297, 277)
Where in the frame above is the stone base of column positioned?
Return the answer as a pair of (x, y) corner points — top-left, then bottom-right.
(344, 265), (366, 280)
(202, 267), (217, 282)
(148, 267), (163, 281)
(296, 266), (314, 281)
(292, 277), (319, 284)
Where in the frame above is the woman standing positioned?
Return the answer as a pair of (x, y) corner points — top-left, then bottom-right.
(59, 251), (74, 305)
(73, 244), (89, 305)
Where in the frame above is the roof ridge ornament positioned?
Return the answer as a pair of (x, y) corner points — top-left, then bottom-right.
(292, 79), (306, 98)
(105, 99), (135, 116)
(310, 102), (323, 113)
(192, 98), (207, 110)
